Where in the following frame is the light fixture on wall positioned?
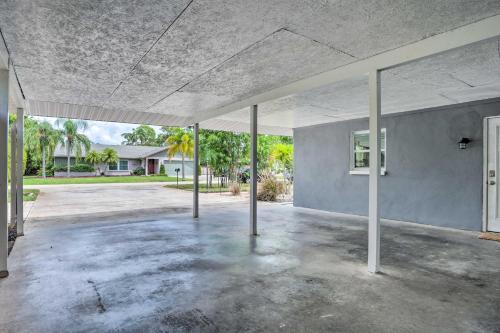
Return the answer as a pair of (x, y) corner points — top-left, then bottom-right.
(458, 137), (471, 149)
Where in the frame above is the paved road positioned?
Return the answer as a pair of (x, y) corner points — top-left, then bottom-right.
(27, 182), (248, 224)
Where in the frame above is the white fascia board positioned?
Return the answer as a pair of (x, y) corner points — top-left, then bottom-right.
(195, 14), (500, 123)
(0, 32), (7, 70)
(8, 64), (25, 110)
(1, 32), (25, 108)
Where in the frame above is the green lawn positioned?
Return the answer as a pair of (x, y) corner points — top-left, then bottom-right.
(8, 189), (39, 202)
(23, 175), (181, 185)
(165, 183), (249, 193)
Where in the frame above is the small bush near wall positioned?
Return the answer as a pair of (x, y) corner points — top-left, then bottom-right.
(257, 174), (285, 201)
(54, 163), (95, 172)
(133, 167), (145, 176)
(159, 164), (166, 175)
(229, 183), (240, 196)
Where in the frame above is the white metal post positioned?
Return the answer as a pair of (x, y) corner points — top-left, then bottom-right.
(9, 121), (16, 228)
(0, 68), (9, 278)
(250, 105), (258, 235)
(16, 108), (23, 235)
(368, 70), (381, 273)
(193, 123), (199, 218)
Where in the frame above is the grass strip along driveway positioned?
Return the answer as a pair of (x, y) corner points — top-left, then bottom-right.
(8, 188), (39, 202)
(24, 175), (180, 186)
(165, 183), (249, 193)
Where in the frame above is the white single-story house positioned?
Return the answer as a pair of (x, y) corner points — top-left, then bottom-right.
(53, 143), (193, 177)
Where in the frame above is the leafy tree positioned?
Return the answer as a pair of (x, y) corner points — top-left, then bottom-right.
(270, 143), (293, 174)
(199, 130), (249, 184)
(156, 126), (175, 146)
(25, 120), (63, 178)
(121, 125), (157, 146)
(55, 119), (91, 177)
(166, 128), (194, 180)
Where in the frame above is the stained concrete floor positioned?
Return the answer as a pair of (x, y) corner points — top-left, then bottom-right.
(1, 198), (500, 332)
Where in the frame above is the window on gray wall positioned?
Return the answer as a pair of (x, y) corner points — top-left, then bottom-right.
(119, 160), (129, 171)
(108, 162), (118, 171)
(109, 160), (129, 171)
(350, 129), (386, 174)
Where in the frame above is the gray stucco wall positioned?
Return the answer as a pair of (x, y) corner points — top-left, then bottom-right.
(294, 98), (500, 231)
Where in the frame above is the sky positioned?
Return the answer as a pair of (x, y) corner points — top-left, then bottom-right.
(34, 116), (162, 145)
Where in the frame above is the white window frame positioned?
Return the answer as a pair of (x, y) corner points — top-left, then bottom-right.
(119, 159), (129, 171)
(349, 128), (387, 175)
(108, 159), (129, 171)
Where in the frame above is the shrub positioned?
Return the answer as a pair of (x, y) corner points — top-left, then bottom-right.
(257, 174), (285, 201)
(159, 164), (166, 175)
(133, 167), (145, 176)
(54, 163), (94, 172)
(229, 182), (240, 196)
(37, 163), (54, 177)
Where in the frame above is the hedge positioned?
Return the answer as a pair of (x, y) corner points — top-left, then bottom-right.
(53, 163), (95, 172)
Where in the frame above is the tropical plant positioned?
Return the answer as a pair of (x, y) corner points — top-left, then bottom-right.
(100, 148), (119, 165)
(24, 120), (63, 178)
(166, 128), (194, 180)
(55, 119), (91, 177)
(85, 150), (103, 175)
(159, 164), (166, 175)
(270, 143), (293, 174)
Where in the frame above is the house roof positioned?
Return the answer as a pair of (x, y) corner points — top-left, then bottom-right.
(53, 143), (166, 159)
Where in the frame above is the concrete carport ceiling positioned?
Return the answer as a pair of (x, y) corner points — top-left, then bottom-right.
(0, 1), (499, 133)
(204, 38), (500, 135)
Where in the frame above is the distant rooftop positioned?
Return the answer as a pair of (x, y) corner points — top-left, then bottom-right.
(53, 143), (166, 159)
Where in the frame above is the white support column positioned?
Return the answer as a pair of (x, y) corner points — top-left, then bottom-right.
(193, 123), (199, 218)
(368, 70), (381, 273)
(145, 158), (149, 176)
(250, 105), (258, 236)
(9, 121), (16, 228)
(0, 68), (9, 278)
(15, 108), (23, 236)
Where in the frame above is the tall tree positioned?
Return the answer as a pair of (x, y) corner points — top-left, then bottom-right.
(156, 126), (174, 146)
(24, 120), (63, 178)
(166, 128), (194, 179)
(121, 125), (157, 146)
(55, 119), (91, 177)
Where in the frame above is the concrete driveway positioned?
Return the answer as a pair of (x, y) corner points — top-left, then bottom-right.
(26, 182), (248, 224)
(1, 201), (500, 332)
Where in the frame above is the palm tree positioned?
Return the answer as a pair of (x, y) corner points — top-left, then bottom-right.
(166, 128), (194, 180)
(85, 150), (102, 175)
(55, 119), (91, 177)
(100, 148), (119, 170)
(24, 120), (63, 178)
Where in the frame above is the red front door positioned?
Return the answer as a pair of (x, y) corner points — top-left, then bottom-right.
(148, 159), (155, 174)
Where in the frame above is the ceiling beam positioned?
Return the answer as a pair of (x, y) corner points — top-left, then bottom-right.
(195, 14), (500, 123)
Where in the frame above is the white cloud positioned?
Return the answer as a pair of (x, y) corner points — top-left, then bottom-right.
(33, 117), (162, 145)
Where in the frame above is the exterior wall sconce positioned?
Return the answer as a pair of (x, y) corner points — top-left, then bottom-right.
(458, 137), (471, 149)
